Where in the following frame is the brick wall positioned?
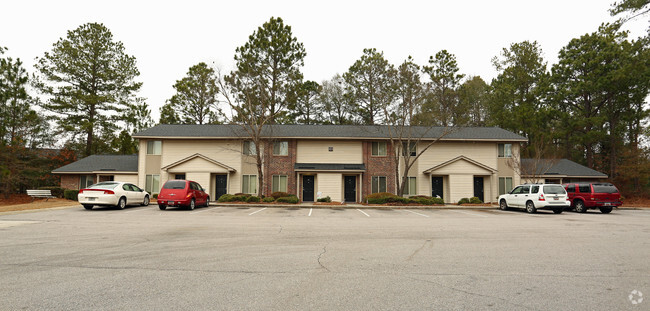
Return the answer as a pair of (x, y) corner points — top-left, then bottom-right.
(60, 175), (79, 190)
(362, 141), (396, 200)
(263, 140), (297, 196)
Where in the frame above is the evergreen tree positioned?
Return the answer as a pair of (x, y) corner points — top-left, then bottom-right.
(168, 62), (221, 124)
(419, 50), (465, 126)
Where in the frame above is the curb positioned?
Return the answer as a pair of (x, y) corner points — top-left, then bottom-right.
(209, 203), (499, 210)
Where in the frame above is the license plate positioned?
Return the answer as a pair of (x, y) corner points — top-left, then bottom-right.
(168, 201), (174, 205)
(554, 197), (559, 200)
(89, 197), (96, 201)
(604, 203), (611, 206)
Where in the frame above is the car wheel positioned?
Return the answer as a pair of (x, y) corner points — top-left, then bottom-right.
(499, 200), (508, 211)
(204, 196), (210, 207)
(142, 195), (150, 206)
(158, 204), (167, 210)
(82, 204), (93, 210)
(525, 201), (537, 214)
(553, 208), (563, 214)
(117, 197), (126, 209)
(574, 200), (587, 213)
(600, 207), (613, 214)
(188, 199), (195, 210)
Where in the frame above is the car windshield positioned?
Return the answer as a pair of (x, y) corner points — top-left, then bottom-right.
(593, 184), (618, 193)
(87, 182), (118, 190)
(163, 180), (187, 189)
(543, 185), (566, 194)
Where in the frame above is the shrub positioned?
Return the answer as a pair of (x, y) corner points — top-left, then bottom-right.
(64, 189), (78, 201)
(469, 197), (482, 204)
(317, 196), (331, 202)
(262, 197), (275, 203)
(271, 192), (290, 199)
(152, 193), (158, 199)
(458, 198), (470, 204)
(234, 193), (251, 197)
(392, 197), (409, 204)
(365, 192), (398, 204)
(432, 197), (445, 205)
(276, 196), (299, 204)
(246, 196), (260, 203)
(38, 186), (65, 198)
(217, 194), (235, 202)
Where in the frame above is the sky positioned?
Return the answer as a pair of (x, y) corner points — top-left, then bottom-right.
(1, 0), (647, 121)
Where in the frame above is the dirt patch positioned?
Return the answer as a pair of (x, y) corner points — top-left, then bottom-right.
(621, 198), (650, 208)
(0, 195), (80, 213)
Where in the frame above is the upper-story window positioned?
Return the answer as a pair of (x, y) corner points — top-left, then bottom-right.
(243, 141), (256, 155)
(371, 142), (387, 156)
(147, 140), (161, 155)
(273, 141), (288, 156)
(498, 143), (512, 158)
(402, 141), (417, 156)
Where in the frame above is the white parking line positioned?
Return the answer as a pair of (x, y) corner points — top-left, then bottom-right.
(449, 210), (488, 218)
(404, 209), (430, 218)
(356, 209), (370, 217)
(124, 207), (156, 214)
(190, 206), (221, 214)
(248, 207), (267, 216)
(308, 208), (312, 217)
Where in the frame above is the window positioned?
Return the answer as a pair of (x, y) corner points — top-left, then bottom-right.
(371, 142), (387, 156)
(531, 185), (540, 193)
(80, 175), (94, 188)
(404, 177), (417, 196)
(273, 141), (289, 156)
(371, 176), (387, 193)
(578, 184), (591, 193)
(498, 177), (513, 195)
(402, 142), (417, 156)
(243, 141), (256, 155)
(242, 175), (257, 194)
(498, 143), (512, 158)
(272, 175), (288, 192)
(145, 174), (160, 194)
(174, 174), (185, 180)
(566, 184), (576, 193)
(147, 140), (161, 155)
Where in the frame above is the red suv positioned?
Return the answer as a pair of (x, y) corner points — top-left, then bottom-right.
(562, 182), (622, 214)
(157, 180), (210, 210)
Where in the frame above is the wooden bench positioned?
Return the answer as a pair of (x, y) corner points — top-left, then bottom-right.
(26, 190), (56, 202)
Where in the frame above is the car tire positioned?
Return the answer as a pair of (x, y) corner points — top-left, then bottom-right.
(204, 196), (210, 207)
(525, 201), (537, 213)
(117, 197), (126, 209)
(142, 195), (150, 206)
(83, 204), (93, 210)
(188, 199), (195, 210)
(574, 200), (587, 213)
(158, 204), (167, 210)
(553, 208), (563, 214)
(600, 207), (613, 214)
(499, 200), (508, 211)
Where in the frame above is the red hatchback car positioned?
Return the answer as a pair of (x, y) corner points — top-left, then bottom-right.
(157, 180), (210, 210)
(563, 182), (622, 214)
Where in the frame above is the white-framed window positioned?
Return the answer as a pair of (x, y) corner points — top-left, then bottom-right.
(371, 176), (387, 193)
(242, 175), (257, 194)
(80, 175), (94, 188)
(371, 142), (387, 156)
(273, 141), (288, 156)
(272, 175), (288, 192)
(147, 140), (162, 155)
(498, 177), (513, 195)
(402, 141), (417, 156)
(243, 141), (256, 155)
(498, 143), (512, 158)
(145, 174), (160, 194)
(404, 177), (417, 196)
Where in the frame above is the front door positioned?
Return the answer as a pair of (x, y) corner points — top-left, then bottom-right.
(303, 175), (315, 202)
(473, 176), (484, 202)
(344, 176), (356, 203)
(215, 175), (227, 201)
(431, 177), (443, 200)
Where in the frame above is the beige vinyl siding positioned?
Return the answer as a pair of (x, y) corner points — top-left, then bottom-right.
(317, 173), (342, 202)
(448, 174), (473, 203)
(297, 140), (362, 164)
(185, 173), (211, 194)
(138, 140), (147, 188)
(431, 159), (493, 175)
(167, 157), (231, 174)
(114, 174), (138, 185)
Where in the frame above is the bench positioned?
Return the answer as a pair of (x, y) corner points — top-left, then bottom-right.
(26, 190), (56, 202)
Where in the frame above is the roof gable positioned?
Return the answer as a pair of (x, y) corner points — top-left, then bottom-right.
(162, 153), (236, 172)
(424, 155), (497, 174)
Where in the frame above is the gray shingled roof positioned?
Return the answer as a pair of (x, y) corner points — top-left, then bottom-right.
(295, 163), (366, 171)
(133, 124), (527, 141)
(522, 159), (607, 178)
(52, 155), (138, 173)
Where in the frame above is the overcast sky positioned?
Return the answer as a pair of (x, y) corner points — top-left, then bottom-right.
(1, 0), (647, 121)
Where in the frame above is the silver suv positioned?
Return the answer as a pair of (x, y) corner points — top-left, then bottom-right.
(498, 184), (570, 214)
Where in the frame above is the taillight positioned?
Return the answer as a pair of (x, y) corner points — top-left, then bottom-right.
(186, 193), (192, 199)
(79, 189), (85, 194)
(538, 194), (545, 201)
(104, 190), (115, 195)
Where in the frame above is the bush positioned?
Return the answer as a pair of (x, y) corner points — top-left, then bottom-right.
(432, 197), (445, 205)
(38, 186), (65, 198)
(262, 197), (275, 203)
(246, 196), (260, 203)
(271, 192), (290, 199)
(217, 194), (235, 202)
(469, 197), (482, 204)
(64, 189), (78, 201)
(152, 193), (158, 199)
(317, 196), (331, 202)
(276, 196), (299, 204)
(458, 198), (470, 204)
(365, 192), (398, 204)
(234, 193), (251, 197)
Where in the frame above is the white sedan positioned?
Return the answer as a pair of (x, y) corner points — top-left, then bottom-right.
(78, 181), (150, 210)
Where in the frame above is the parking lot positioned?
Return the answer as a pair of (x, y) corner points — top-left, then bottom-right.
(1, 205), (648, 310)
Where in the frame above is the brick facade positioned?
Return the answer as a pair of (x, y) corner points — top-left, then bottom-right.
(60, 175), (79, 190)
(362, 141), (396, 200)
(263, 140), (297, 196)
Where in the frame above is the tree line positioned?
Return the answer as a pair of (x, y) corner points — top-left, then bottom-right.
(1, 0), (648, 197)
